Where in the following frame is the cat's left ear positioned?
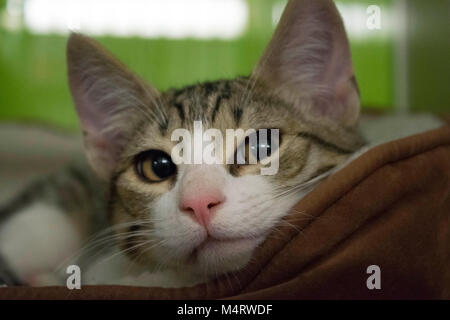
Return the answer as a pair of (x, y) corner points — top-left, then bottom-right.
(254, 0), (360, 127)
(67, 34), (161, 180)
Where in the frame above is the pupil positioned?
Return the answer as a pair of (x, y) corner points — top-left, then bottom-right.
(152, 154), (174, 178)
(255, 130), (272, 160)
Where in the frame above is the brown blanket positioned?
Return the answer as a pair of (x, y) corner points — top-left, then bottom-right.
(1, 125), (449, 299)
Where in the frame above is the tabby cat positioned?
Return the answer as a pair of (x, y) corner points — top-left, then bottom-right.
(0, 0), (364, 287)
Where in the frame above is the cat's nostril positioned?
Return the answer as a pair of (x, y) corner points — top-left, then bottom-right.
(180, 194), (224, 226)
(183, 206), (195, 214)
(207, 201), (220, 209)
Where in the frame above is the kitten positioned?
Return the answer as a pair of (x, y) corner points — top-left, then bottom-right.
(0, 0), (364, 287)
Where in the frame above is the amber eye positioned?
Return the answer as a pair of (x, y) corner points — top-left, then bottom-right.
(135, 150), (177, 182)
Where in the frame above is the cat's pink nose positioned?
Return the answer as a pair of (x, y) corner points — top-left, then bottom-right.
(180, 193), (224, 226)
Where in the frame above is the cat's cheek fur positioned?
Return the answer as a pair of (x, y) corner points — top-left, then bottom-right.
(210, 174), (300, 239)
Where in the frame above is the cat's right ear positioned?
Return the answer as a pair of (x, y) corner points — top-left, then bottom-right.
(254, 0), (360, 128)
(67, 34), (161, 180)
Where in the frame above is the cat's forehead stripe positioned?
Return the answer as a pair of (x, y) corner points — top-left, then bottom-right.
(211, 95), (223, 124)
(233, 107), (243, 125)
(173, 102), (185, 123)
(163, 79), (241, 128)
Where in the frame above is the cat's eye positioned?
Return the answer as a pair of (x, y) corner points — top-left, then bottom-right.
(135, 150), (177, 182)
(235, 129), (279, 165)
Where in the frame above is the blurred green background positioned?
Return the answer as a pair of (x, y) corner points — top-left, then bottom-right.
(0, 0), (448, 130)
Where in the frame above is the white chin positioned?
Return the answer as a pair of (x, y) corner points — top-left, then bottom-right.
(193, 236), (264, 275)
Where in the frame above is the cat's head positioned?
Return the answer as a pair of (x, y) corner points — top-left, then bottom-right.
(67, 0), (363, 278)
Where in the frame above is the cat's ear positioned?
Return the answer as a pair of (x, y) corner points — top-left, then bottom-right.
(67, 33), (161, 180)
(254, 0), (360, 127)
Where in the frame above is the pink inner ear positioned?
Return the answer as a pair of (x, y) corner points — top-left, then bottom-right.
(254, 0), (360, 127)
(72, 76), (136, 179)
(70, 85), (121, 177)
(83, 132), (119, 180)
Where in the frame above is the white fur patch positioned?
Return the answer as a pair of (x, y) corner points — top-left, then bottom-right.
(0, 202), (81, 285)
